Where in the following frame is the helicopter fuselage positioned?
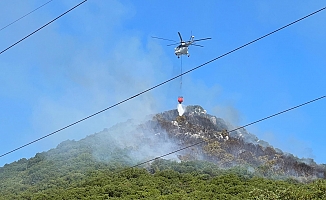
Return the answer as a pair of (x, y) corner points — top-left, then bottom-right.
(175, 46), (188, 57)
(152, 32), (211, 58)
(174, 42), (192, 57)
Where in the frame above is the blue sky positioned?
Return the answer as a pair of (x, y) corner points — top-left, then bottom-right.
(0, 0), (325, 166)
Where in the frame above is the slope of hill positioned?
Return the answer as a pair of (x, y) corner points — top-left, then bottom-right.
(0, 105), (325, 199)
(154, 105), (326, 180)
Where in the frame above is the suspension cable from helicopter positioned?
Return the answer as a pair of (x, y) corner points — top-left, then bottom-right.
(180, 55), (183, 91)
(0, 6), (325, 158)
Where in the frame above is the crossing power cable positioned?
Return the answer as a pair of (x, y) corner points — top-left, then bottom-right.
(0, 6), (325, 158)
(0, 0), (54, 32)
(0, 0), (87, 55)
(117, 95), (325, 173)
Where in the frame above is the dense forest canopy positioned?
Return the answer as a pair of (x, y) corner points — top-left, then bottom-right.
(1, 159), (326, 199)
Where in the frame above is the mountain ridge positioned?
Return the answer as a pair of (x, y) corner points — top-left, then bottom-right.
(1, 105), (326, 199)
(1, 105), (325, 181)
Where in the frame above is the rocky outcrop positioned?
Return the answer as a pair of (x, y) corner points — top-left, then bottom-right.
(139, 105), (326, 180)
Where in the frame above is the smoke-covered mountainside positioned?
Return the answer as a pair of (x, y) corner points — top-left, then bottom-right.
(154, 106), (326, 180)
(1, 105), (326, 199)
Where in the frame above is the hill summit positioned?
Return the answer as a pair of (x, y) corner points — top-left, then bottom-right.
(1, 105), (326, 199)
(130, 105), (325, 180)
(1, 105), (325, 184)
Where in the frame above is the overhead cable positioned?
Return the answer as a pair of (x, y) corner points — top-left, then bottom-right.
(0, 0), (54, 32)
(0, 6), (325, 158)
(0, 0), (87, 55)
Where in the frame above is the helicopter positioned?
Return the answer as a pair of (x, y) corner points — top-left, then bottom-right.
(152, 32), (211, 58)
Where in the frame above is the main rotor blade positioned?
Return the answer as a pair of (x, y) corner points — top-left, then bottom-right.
(190, 44), (204, 47)
(151, 36), (176, 42)
(178, 32), (183, 42)
(192, 37), (212, 42)
(167, 42), (181, 46)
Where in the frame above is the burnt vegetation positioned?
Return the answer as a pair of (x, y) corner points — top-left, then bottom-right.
(152, 105), (326, 180)
(0, 105), (325, 199)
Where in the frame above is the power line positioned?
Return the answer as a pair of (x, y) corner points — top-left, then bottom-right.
(0, 0), (54, 32)
(0, 0), (87, 55)
(0, 6), (325, 158)
(117, 95), (325, 173)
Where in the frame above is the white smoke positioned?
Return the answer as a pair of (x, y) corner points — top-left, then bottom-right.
(177, 104), (186, 116)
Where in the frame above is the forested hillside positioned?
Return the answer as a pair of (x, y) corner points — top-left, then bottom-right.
(1, 105), (325, 199)
(1, 159), (326, 199)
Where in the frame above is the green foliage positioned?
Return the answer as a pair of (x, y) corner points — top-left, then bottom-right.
(3, 109), (326, 199)
(1, 157), (326, 199)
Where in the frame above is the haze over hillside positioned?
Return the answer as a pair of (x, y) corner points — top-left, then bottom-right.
(2, 105), (325, 180)
(1, 105), (326, 199)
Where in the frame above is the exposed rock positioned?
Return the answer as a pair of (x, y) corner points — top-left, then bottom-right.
(4, 105), (324, 182)
(140, 105), (326, 180)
